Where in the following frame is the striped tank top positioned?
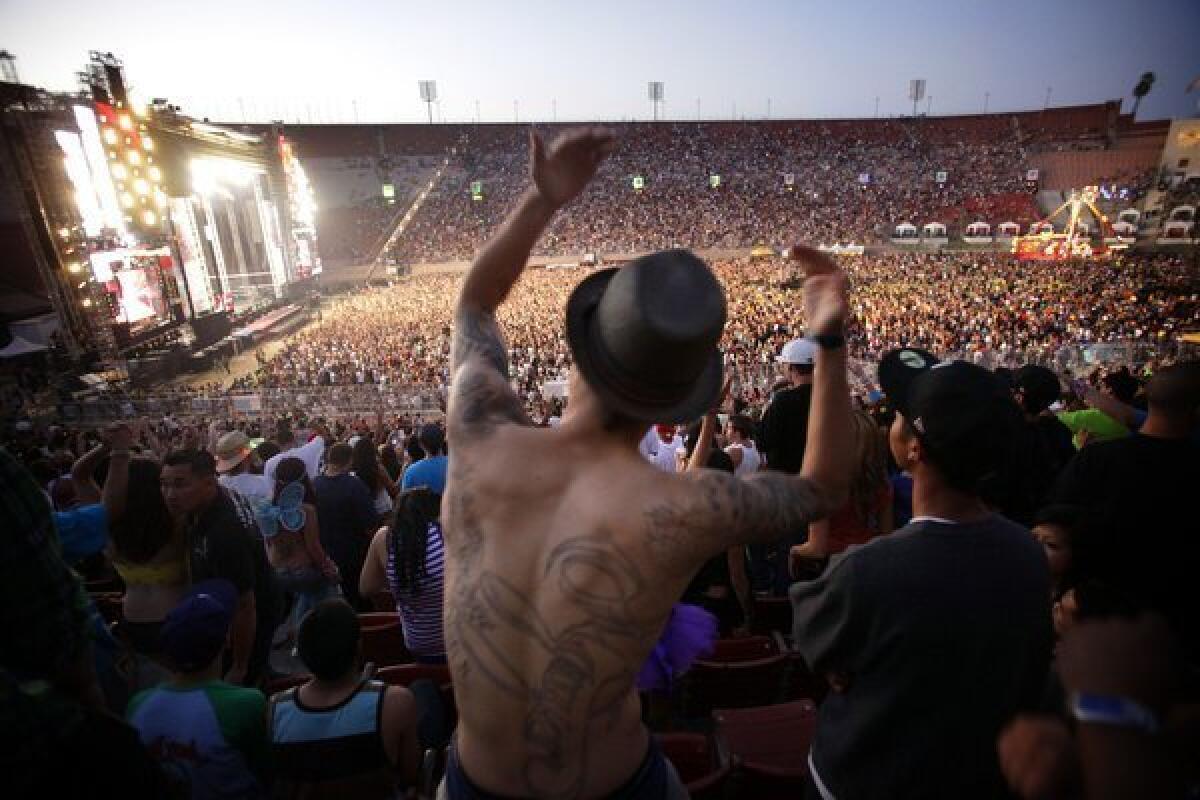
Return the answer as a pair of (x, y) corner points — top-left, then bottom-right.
(385, 521), (446, 658)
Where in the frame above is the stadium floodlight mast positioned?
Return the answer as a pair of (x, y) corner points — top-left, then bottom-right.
(418, 80), (437, 124)
(648, 81), (664, 121)
(909, 79), (926, 118)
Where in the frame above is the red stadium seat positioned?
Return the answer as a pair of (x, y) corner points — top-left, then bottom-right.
(657, 733), (730, 800)
(360, 617), (411, 667)
(714, 699), (818, 797)
(377, 663), (452, 689)
(358, 611), (400, 628)
(708, 635), (777, 663)
(684, 654), (788, 714)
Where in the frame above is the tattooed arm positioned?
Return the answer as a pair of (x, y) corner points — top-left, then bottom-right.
(450, 127), (615, 436)
(645, 469), (832, 575)
(645, 248), (852, 572)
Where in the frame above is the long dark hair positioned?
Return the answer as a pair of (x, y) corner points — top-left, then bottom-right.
(379, 444), (402, 482)
(111, 458), (174, 563)
(274, 456), (317, 505)
(389, 488), (441, 596)
(351, 437), (382, 495)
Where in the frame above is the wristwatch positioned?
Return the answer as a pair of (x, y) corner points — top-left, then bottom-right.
(807, 332), (846, 351)
(1069, 692), (1160, 734)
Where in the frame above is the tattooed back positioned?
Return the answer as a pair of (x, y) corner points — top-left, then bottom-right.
(442, 425), (706, 799)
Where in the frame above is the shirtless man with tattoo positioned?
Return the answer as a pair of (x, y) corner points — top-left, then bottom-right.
(440, 127), (854, 799)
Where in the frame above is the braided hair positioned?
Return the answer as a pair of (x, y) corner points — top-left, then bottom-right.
(388, 488), (441, 596)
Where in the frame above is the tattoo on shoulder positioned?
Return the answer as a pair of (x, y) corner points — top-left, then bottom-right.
(453, 306), (509, 375)
(643, 470), (828, 565)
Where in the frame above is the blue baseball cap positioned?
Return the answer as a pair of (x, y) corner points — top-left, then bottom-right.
(159, 579), (237, 672)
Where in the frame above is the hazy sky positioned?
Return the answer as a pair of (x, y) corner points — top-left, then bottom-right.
(3, 0), (1198, 124)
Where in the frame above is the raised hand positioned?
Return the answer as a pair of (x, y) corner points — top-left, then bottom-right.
(530, 127), (616, 210)
(789, 245), (847, 337)
(105, 422), (134, 453)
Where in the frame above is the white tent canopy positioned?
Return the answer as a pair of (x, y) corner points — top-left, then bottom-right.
(965, 221), (991, 235)
(894, 223), (917, 236)
(1169, 205), (1195, 221)
(1112, 220), (1137, 235)
(1117, 208), (1140, 224)
(1163, 220), (1194, 237)
(923, 222), (947, 236)
(1031, 222), (1054, 234)
(997, 221), (1020, 236)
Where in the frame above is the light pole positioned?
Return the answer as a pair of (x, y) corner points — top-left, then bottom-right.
(552, 99), (557, 123)
(874, 96), (880, 117)
(513, 99), (518, 123)
(418, 80), (437, 124)
(648, 82), (664, 121)
(983, 91), (990, 114)
(696, 98), (701, 120)
(1044, 86), (1052, 110)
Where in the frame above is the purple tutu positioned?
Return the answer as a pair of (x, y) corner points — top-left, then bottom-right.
(636, 603), (719, 692)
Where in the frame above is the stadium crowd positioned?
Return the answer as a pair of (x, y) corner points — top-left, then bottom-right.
(235, 250), (1197, 420)
(3, 125), (1198, 799)
(383, 118), (1038, 264)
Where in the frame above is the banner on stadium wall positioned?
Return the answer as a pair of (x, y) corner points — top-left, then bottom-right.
(857, 173), (870, 185)
(632, 175), (645, 190)
(935, 171), (948, 184)
(1025, 169), (1039, 182)
(783, 173), (795, 187)
(231, 394), (262, 412)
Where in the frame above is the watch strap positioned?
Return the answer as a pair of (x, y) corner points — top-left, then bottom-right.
(807, 333), (846, 351)
(1069, 691), (1160, 734)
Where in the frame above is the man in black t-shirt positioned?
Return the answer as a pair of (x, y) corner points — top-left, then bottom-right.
(161, 449), (280, 687)
(792, 349), (1051, 799)
(314, 443), (379, 609)
(757, 337), (815, 474)
(753, 337), (816, 593)
(1054, 361), (1200, 659)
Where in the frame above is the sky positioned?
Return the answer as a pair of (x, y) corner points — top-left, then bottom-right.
(3, 0), (1198, 125)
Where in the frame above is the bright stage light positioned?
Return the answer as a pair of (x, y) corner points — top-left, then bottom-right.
(142, 136), (154, 151)
(111, 163), (128, 180)
(55, 130), (105, 237)
(133, 179), (150, 196)
(190, 157), (264, 195)
(141, 210), (157, 226)
(127, 150), (142, 166)
(118, 114), (133, 131)
(102, 128), (118, 145)
(121, 192), (135, 208)
(148, 166), (161, 182)
(72, 105), (127, 237)
(154, 190), (168, 208)
(67, 262), (82, 274)
(82, 298), (93, 308)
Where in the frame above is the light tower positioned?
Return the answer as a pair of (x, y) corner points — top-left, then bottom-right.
(418, 80), (437, 124)
(648, 81), (664, 121)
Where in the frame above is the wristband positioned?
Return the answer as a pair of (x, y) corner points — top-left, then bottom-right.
(1069, 692), (1160, 734)
(806, 333), (846, 351)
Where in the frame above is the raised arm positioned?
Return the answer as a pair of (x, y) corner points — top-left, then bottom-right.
(448, 128), (614, 438)
(70, 441), (110, 506)
(647, 248), (852, 573)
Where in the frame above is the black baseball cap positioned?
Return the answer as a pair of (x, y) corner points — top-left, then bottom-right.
(879, 348), (1022, 490)
(1014, 365), (1062, 414)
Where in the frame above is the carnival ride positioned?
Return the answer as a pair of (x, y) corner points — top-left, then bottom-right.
(1012, 186), (1130, 261)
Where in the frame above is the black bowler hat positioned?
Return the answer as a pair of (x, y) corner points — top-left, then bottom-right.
(565, 249), (727, 424)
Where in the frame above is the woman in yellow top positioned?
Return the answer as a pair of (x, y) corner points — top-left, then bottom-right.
(72, 424), (188, 656)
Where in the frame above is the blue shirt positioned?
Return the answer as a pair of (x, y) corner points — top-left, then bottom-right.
(54, 503), (109, 565)
(401, 456), (448, 495)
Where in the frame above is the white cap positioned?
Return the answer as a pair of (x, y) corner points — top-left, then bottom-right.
(777, 337), (817, 366)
